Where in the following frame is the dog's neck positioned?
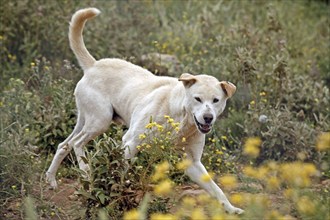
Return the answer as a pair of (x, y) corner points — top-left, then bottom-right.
(178, 107), (200, 140)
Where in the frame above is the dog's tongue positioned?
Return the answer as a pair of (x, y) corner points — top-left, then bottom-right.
(202, 124), (210, 129)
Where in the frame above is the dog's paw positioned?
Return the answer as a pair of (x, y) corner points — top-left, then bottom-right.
(45, 172), (58, 190)
(231, 207), (244, 215)
(225, 205), (244, 215)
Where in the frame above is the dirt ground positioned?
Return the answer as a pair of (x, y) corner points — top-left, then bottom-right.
(3, 177), (329, 219)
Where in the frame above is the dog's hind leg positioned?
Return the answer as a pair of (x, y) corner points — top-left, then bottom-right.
(46, 103), (112, 189)
(70, 104), (113, 172)
(46, 114), (85, 189)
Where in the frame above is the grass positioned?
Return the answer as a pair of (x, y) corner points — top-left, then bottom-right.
(0, 0), (329, 219)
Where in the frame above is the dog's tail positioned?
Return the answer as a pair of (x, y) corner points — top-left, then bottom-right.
(69, 8), (100, 70)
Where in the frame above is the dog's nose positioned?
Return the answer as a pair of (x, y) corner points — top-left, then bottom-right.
(203, 114), (213, 124)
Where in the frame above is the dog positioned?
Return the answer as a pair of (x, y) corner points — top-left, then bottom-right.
(46, 8), (243, 214)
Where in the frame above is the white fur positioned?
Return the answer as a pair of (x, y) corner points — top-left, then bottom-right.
(46, 8), (243, 214)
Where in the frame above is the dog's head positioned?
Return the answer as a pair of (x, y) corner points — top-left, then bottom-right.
(179, 73), (236, 134)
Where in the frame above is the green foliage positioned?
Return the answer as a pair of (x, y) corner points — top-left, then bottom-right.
(75, 117), (186, 219)
(75, 132), (140, 219)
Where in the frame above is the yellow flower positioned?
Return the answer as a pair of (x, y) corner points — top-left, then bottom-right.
(231, 193), (244, 206)
(211, 214), (226, 220)
(243, 144), (260, 158)
(316, 132), (330, 151)
(259, 91), (267, 96)
(284, 188), (296, 200)
(123, 209), (140, 220)
(182, 197), (196, 207)
(250, 100), (255, 105)
(156, 124), (164, 132)
(176, 159), (192, 170)
(191, 208), (206, 220)
(30, 62), (35, 67)
(280, 162), (317, 187)
(154, 179), (173, 196)
(139, 134), (146, 140)
(255, 166), (269, 180)
(200, 172), (214, 182)
(216, 150), (223, 155)
(181, 137), (186, 143)
(297, 196), (315, 215)
(150, 213), (177, 220)
(219, 175), (237, 189)
(197, 193), (211, 203)
(243, 137), (262, 158)
(302, 163), (317, 176)
(152, 161), (170, 182)
(145, 122), (157, 129)
(266, 176), (280, 191)
(171, 122), (180, 128)
(266, 210), (283, 220)
(221, 136), (227, 141)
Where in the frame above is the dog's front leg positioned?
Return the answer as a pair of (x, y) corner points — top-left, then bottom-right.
(185, 160), (244, 214)
(184, 136), (244, 214)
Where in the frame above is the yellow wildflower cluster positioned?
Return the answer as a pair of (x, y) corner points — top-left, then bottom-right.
(151, 161), (174, 196)
(145, 122), (164, 132)
(243, 137), (262, 158)
(200, 172), (214, 183)
(152, 161), (170, 182)
(244, 161), (318, 189)
(138, 115), (182, 155)
(176, 159), (192, 170)
(123, 209), (140, 220)
(153, 179), (174, 196)
(139, 134), (146, 140)
(297, 196), (316, 215)
(219, 175), (238, 190)
(164, 115), (180, 132)
(280, 162), (318, 187)
(150, 213), (177, 220)
(316, 132), (330, 151)
(123, 126), (327, 220)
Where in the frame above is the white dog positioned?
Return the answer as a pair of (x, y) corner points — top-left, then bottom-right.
(46, 8), (243, 214)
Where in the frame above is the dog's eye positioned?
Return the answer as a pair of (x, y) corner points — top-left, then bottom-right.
(195, 97), (202, 103)
(213, 98), (219, 103)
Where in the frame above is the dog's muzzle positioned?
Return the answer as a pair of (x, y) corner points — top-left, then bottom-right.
(194, 115), (212, 134)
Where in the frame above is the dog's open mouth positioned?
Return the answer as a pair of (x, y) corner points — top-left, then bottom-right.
(194, 115), (212, 134)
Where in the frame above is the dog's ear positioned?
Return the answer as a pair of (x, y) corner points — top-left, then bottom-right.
(179, 73), (197, 88)
(220, 81), (236, 98)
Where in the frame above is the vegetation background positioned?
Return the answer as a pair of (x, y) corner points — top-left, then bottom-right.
(0, 0), (329, 219)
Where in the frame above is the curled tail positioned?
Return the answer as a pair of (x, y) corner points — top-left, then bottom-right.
(69, 8), (100, 70)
